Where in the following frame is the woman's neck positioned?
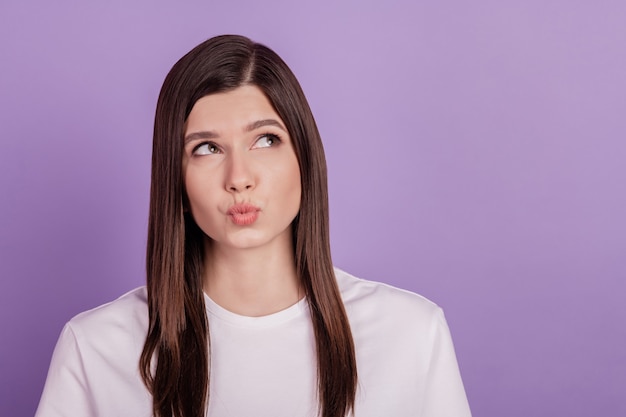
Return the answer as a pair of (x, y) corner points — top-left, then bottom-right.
(202, 236), (302, 317)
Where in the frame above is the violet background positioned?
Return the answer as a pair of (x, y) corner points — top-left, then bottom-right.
(1, 1), (625, 416)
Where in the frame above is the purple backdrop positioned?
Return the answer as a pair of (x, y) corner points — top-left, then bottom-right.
(1, 1), (625, 416)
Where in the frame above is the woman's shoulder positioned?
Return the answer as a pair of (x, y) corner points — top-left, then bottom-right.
(65, 286), (149, 344)
(334, 268), (439, 309)
(36, 287), (152, 417)
(333, 268), (471, 416)
(334, 267), (442, 326)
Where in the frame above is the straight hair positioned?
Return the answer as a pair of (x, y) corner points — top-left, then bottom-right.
(140, 35), (357, 417)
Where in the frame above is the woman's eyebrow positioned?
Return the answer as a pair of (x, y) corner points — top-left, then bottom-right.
(184, 119), (286, 144)
(245, 119), (287, 133)
(184, 131), (218, 144)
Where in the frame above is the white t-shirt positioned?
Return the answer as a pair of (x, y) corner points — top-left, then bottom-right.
(35, 269), (472, 417)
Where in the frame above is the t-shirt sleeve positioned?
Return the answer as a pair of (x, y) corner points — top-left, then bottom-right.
(35, 323), (95, 417)
(420, 308), (472, 417)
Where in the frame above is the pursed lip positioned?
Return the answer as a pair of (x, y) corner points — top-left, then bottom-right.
(227, 203), (261, 226)
(227, 203), (261, 215)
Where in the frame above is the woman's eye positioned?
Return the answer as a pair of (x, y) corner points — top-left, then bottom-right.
(253, 134), (280, 149)
(193, 142), (220, 155)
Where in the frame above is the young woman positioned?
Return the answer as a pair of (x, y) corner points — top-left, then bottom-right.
(36, 35), (471, 417)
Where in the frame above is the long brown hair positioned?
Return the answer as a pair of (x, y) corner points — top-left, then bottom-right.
(140, 35), (357, 417)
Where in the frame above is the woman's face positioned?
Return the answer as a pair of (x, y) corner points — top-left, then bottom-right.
(183, 85), (301, 252)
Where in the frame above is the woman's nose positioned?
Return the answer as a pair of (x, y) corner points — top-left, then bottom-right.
(224, 152), (256, 193)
